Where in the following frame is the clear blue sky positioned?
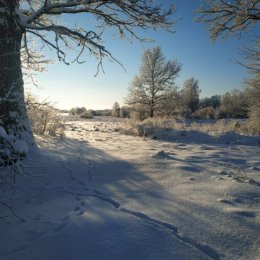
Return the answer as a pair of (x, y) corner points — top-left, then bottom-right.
(29, 0), (258, 110)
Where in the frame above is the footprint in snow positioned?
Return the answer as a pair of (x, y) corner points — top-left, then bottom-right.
(200, 145), (214, 150)
(74, 205), (80, 211)
(217, 198), (234, 205)
(234, 211), (256, 218)
(27, 230), (46, 241)
(226, 208), (256, 218)
(77, 180), (85, 186)
(52, 222), (67, 233)
(178, 165), (200, 172)
(77, 211), (85, 216)
(6, 244), (30, 256)
(151, 150), (174, 160)
(61, 215), (70, 221)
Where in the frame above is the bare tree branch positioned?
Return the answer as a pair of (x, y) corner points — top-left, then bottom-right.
(16, 0), (176, 73)
(197, 0), (260, 41)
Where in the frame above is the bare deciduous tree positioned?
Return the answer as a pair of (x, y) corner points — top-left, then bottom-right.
(125, 46), (181, 118)
(181, 77), (201, 115)
(0, 0), (176, 147)
(112, 102), (120, 117)
(197, 0), (259, 132)
(244, 41), (260, 133)
(197, 0), (260, 41)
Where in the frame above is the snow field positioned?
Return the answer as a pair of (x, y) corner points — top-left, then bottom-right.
(1, 118), (259, 260)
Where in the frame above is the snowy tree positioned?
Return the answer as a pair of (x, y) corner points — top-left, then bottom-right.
(112, 102), (120, 117)
(181, 78), (201, 114)
(197, 0), (260, 41)
(0, 0), (176, 147)
(199, 95), (221, 109)
(244, 42), (260, 133)
(70, 107), (87, 116)
(159, 87), (180, 117)
(125, 46), (181, 118)
(197, 0), (259, 131)
(219, 90), (248, 118)
(120, 106), (130, 118)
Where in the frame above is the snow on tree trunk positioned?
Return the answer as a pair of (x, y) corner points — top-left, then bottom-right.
(0, 0), (35, 148)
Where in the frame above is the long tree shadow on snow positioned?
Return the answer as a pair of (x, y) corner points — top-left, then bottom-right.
(2, 135), (259, 260)
(139, 126), (260, 146)
(44, 137), (258, 258)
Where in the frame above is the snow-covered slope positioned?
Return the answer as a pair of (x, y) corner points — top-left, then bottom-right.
(1, 118), (259, 260)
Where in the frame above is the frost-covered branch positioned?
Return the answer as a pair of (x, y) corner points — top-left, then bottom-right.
(16, 0), (176, 69)
(197, 0), (260, 41)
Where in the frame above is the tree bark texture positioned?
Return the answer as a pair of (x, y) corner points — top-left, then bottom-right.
(0, 0), (32, 143)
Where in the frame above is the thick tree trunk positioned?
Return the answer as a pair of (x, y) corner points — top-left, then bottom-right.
(0, 0), (34, 146)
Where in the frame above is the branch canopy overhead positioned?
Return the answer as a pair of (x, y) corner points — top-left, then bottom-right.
(8, 0), (176, 68)
(197, 0), (260, 41)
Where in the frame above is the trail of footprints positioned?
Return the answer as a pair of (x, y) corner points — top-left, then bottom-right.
(7, 154), (255, 260)
(58, 190), (220, 260)
(51, 196), (87, 235)
(74, 197), (86, 216)
(10, 154), (256, 260)
(59, 158), (222, 260)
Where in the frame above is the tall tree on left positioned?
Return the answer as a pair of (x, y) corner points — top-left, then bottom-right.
(0, 0), (31, 143)
(0, 0), (176, 150)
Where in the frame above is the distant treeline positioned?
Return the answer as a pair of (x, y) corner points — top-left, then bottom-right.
(62, 107), (112, 118)
(65, 88), (249, 121)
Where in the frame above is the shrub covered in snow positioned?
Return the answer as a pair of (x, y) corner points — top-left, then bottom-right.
(79, 111), (94, 119)
(0, 126), (28, 166)
(26, 94), (65, 137)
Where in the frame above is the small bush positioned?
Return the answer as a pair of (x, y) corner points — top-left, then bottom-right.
(130, 110), (149, 121)
(193, 106), (215, 119)
(69, 107), (87, 116)
(80, 111), (94, 119)
(247, 104), (260, 135)
(0, 126), (28, 168)
(26, 94), (65, 137)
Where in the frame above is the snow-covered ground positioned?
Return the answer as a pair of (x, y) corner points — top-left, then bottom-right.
(1, 118), (260, 260)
